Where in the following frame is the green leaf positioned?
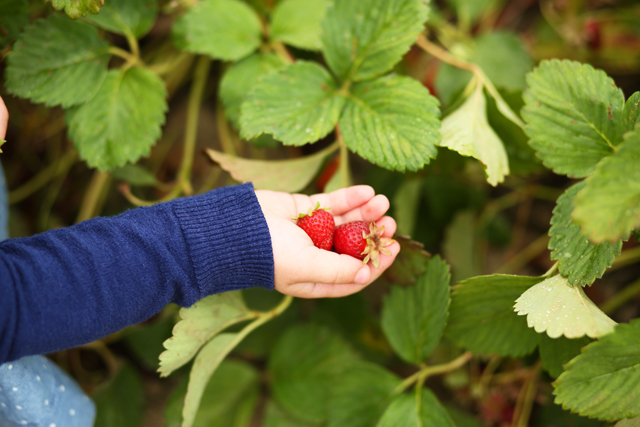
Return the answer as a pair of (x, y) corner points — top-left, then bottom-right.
(87, 0), (158, 38)
(538, 334), (591, 378)
(264, 401), (320, 427)
(445, 274), (540, 356)
(554, 319), (640, 421)
(205, 144), (336, 192)
(377, 389), (456, 427)
(522, 59), (626, 178)
(270, 0), (329, 51)
(45, 0), (103, 18)
(393, 178), (423, 236)
(321, 0), (429, 82)
(66, 67), (168, 171)
(240, 61), (344, 146)
(550, 181), (623, 286)
(445, 0), (494, 25)
(165, 360), (259, 427)
(327, 362), (401, 427)
(182, 333), (241, 427)
(443, 211), (481, 284)
(219, 53), (287, 127)
(269, 324), (357, 424)
(440, 83), (509, 186)
(572, 129), (640, 243)
(172, 0), (262, 61)
(6, 14), (110, 108)
(94, 365), (144, 427)
(377, 236), (431, 287)
(623, 92), (640, 132)
(339, 74), (441, 172)
(111, 164), (159, 187)
(514, 274), (616, 339)
(381, 256), (451, 364)
(158, 291), (251, 377)
(0, 0), (29, 50)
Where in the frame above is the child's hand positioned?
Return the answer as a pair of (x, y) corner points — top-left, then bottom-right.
(255, 185), (400, 298)
(0, 96), (7, 141)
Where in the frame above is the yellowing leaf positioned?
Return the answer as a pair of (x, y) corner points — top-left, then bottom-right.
(514, 274), (616, 339)
(439, 83), (509, 186)
(158, 292), (252, 377)
(205, 144), (337, 192)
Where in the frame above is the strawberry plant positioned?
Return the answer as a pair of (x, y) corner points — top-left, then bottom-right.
(2, 0), (640, 426)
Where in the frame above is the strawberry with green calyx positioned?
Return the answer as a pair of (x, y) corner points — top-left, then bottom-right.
(334, 221), (395, 268)
(295, 202), (335, 250)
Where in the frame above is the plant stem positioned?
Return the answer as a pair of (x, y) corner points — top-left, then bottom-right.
(216, 103), (237, 156)
(392, 352), (473, 395)
(9, 150), (77, 204)
(271, 41), (295, 64)
(416, 34), (477, 73)
(601, 276), (640, 314)
(122, 56), (211, 206)
(76, 171), (112, 223)
(512, 362), (540, 427)
(125, 31), (140, 60)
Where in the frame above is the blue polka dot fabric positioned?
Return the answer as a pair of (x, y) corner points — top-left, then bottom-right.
(0, 163), (96, 427)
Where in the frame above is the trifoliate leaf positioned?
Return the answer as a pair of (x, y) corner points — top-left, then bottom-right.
(270, 0), (329, 51)
(538, 333), (591, 378)
(182, 333), (239, 427)
(87, 0), (158, 38)
(514, 274), (616, 339)
(205, 144), (336, 192)
(550, 181), (623, 286)
(0, 0), (29, 50)
(572, 129), (640, 243)
(6, 14), (110, 108)
(321, 0), (429, 82)
(45, 0), (103, 18)
(270, 325), (357, 424)
(381, 256), (451, 364)
(554, 319), (640, 421)
(219, 53), (287, 127)
(165, 360), (259, 427)
(522, 59), (626, 177)
(445, 274), (540, 356)
(378, 390), (456, 427)
(440, 83), (509, 186)
(240, 61), (345, 146)
(327, 362), (401, 427)
(158, 292), (251, 377)
(66, 67), (167, 171)
(172, 0), (262, 61)
(339, 74), (441, 172)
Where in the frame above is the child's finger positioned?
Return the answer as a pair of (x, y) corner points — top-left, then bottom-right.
(290, 246), (368, 286)
(0, 96), (8, 140)
(293, 185), (375, 216)
(334, 195), (390, 225)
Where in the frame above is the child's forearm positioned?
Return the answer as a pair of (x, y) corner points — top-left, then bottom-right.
(0, 183), (273, 364)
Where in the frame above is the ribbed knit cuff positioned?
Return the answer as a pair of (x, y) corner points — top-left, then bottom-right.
(172, 183), (274, 298)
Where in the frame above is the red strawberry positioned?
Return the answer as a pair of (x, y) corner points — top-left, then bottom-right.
(296, 202), (335, 250)
(334, 221), (395, 268)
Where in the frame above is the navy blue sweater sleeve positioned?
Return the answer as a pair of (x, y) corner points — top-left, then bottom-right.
(0, 183), (274, 364)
